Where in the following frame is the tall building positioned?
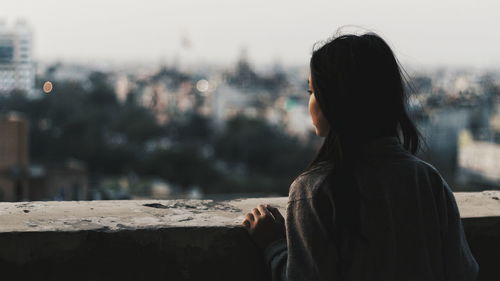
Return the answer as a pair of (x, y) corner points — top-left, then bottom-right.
(0, 112), (29, 201)
(0, 112), (89, 202)
(0, 19), (35, 96)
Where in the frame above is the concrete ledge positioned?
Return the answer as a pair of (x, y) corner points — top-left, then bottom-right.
(0, 192), (499, 281)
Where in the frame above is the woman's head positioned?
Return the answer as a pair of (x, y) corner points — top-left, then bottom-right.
(307, 31), (422, 169)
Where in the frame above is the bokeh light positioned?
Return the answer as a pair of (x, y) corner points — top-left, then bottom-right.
(196, 79), (209, 93)
(43, 81), (53, 93)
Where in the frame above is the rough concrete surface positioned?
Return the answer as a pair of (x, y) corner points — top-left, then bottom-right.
(0, 192), (498, 281)
(0, 192), (498, 233)
(0, 197), (288, 233)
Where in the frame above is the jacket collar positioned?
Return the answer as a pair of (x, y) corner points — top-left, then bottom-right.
(358, 136), (409, 157)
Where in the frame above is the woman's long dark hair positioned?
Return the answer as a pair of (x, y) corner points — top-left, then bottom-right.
(306, 32), (422, 173)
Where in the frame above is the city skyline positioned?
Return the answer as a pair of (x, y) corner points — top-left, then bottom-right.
(1, 0), (500, 68)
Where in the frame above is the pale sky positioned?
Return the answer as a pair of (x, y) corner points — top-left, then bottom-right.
(1, 0), (499, 68)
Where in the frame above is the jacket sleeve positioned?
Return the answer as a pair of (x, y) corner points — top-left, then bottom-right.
(264, 183), (339, 281)
(264, 238), (288, 281)
(441, 181), (479, 281)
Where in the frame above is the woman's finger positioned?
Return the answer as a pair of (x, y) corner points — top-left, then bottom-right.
(242, 219), (250, 228)
(252, 207), (261, 217)
(257, 204), (270, 217)
(245, 213), (255, 222)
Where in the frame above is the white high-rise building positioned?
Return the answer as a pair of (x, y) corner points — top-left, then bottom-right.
(0, 20), (35, 96)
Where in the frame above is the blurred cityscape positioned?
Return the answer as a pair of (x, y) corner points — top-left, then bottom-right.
(0, 20), (499, 202)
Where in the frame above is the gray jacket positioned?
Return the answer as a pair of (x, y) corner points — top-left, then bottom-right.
(264, 136), (479, 281)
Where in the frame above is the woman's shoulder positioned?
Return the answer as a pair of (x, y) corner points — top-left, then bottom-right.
(288, 166), (333, 202)
(365, 148), (446, 182)
(405, 154), (446, 182)
(371, 153), (452, 199)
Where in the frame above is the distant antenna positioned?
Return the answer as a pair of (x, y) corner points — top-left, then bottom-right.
(238, 47), (249, 62)
(180, 29), (192, 50)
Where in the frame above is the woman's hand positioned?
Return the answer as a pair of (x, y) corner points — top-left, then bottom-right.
(242, 204), (286, 250)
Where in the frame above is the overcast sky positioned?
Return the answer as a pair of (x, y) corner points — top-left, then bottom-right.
(1, 0), (499, 68)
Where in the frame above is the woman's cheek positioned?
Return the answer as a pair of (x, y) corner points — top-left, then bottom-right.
(311, 96), (324, 133)
(308, 96), (317, 127)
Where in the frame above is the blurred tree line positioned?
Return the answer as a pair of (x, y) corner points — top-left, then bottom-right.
(0, 71), (316, 196)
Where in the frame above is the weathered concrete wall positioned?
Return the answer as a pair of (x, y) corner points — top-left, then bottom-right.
(0, 193), (498, 281)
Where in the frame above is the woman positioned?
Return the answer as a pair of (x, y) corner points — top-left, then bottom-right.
(241, 32), (479, 281)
